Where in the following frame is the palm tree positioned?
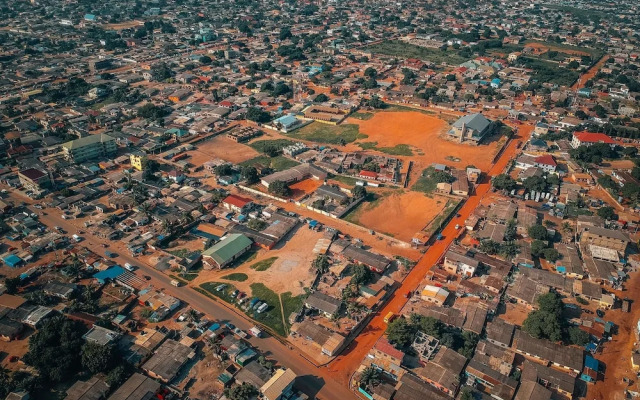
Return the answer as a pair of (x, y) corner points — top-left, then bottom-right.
(562, 222), (573, 234)
(359, 366), (380, 391)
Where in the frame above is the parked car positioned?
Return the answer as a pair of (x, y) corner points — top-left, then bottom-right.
(124, 263), (135, 272)
(231, 289), (239, 298)
(216, 284), (227, 292)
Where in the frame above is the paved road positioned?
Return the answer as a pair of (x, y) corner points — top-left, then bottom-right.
(10, 194), (355, 400)
(326, 124), (534, 385)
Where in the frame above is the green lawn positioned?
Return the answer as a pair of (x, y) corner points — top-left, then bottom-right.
(288, 121), (367, 144)
(520, 57), (580, 86)
(221, 273), (248, 282)
(240, 155), (299, 171)
(167, 248), (190, 258)
(250, 257), (278, 272)
(328, 174), (359, 187)
(412, 167), (443, 194)
(365, 40), (467, 65)
(249, 283), (287, 336)
(356, 141), (413, 156)
(281, 292), (305, 323)
(200, 282), (237, 303)
(350, 111), (374, 120)
(249, 139), (295, 153)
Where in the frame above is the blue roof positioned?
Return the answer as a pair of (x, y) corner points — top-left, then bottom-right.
(84, 14), (96, 20)
(491, 78), (501, 83)
(275, 114), (298, 128)
(93, 265), (125, 282)
(309, 220), (318, 227)
(3, 254), (22, 267)
(585, 355), (599, 371)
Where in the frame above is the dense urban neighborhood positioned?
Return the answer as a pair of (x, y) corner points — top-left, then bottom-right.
(1, 0), (640, 400)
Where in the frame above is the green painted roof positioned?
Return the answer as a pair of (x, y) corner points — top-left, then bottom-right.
(202, 234), (252, 266)
(63, 133), (115, 150)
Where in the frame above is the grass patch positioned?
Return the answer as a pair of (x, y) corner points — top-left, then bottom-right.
(423, 199), (460, 235)
(281, 292), (305, 323)
(221, 273), (248, 282)
(350, 111), (374, 120)
(329, 174), (359, 187)
(366, 40), (467, 65)
(356, 141), (413, 156)
(249, 139), (295, 153)
(519, 57), (580, 86)
(200, 282), (237, 303)
(167, 248), (190, 258)
(290, 121), (366, 144)
(240, 155), (299, 171)
(171, 272), (198, 282)
(249, 283), (286, 336)
(412, 167), (454, 194)
(377, 144), (413, 156)
(250, 257), (278, 272)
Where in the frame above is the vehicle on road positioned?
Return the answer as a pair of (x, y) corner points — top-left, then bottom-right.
(384, 312), (396, 324)
(436, 234), (444, 240)
(233, 327), (248, 338)
(225, 322), (235, 330)
(170, 279), (181, 287)
(124, 263), (135, 272)
(72, 234), (82, 242)
(455, 224), (460, 230)
(250, 326), (263, 338)
(54, 226), (63, 232)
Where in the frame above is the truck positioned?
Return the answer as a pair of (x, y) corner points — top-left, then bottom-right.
(124, 263), (135, 272)
(72, 234), (82, 242)
(171, 279), (181, 287)
(256, 303), (268, 313)
(250, 326), (263, 338)
(384, 312), (396, 324)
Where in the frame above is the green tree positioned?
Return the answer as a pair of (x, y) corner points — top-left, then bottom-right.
(542, 248), (561, 262)
(386, 318), (416, 348)
(522, 292), (564, 342)
(81, 342), (117, 374)
(4, 277), (21, 294)
(359, 366), (380, 391)
(531, 240), (547, 257)
(247, 219), (268, 231)
(351, 264), (373, 286)
(479, 240), (500, 255)
(224, 383), (258, 400)
(597, 206), (617, 221)
(504, 219), (517, 241)
(353, 185), (367, 199)
(314, 93), (329, 103)
(528, 224), (548, 240)
(246, 107), (271, 123)
(492, 174), (516, 191)
(567, 326), (590, 346)
(105, 364), (130, 387)
(23, 316), (86, 383)
(268, 180), (291, 197)
(312, 255), (330, 275)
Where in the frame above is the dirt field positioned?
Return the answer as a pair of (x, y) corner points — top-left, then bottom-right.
(289, 178), (324, 200)
(347, 111), (501, 171)
(524, 42), (591, 57)
(192, 226), (321, 296)
(188, 135), (259, 165)
(102, 21), (143, 30)
(347, 190), (449, 242)
(587, 267), (640, 400)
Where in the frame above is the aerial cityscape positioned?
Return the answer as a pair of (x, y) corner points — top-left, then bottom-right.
(1, 0), (640, 399)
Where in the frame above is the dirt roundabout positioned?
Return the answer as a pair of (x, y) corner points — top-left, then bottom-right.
(347, 111), (502, 171)
(348, 190), (450, 242)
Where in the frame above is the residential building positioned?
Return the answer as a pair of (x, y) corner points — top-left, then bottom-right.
(571, 132), (616, 149)
(448, 113), (493, 143)
(260, 368), (297, 400)
(62, 134), (117, 162)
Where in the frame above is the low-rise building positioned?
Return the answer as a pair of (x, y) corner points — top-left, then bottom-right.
(62, 134), (117, 162)
(142, 339), (195, 383)
(202, 233), (253, 269)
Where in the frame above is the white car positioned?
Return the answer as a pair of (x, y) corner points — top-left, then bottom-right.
(124, 263), (135, 271)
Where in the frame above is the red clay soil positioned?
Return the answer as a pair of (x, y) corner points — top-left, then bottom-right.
(326, 124), (534, 385)
(587, 270), (640, 400)
(573, 55), (607, 90)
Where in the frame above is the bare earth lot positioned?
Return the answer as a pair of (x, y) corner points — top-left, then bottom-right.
(289, 178), (324, 200)
(346, 111), (501, 171)
(346, 190), (449, 242)
(192, 226), (321, 296)
(187, 135), (259, 165)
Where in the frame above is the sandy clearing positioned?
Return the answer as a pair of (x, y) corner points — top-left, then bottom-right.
(347, 111), (500, 171)
(354, 191), (449, 242)
(193, 226), (322, 296)
(289, 178), (324, 200)
(525, 42), (590, 57)
(188, 135), (259, 165)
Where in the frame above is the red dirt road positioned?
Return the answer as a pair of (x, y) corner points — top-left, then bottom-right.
(573, 55), (607, 90)
(325, 124), (533, 385)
